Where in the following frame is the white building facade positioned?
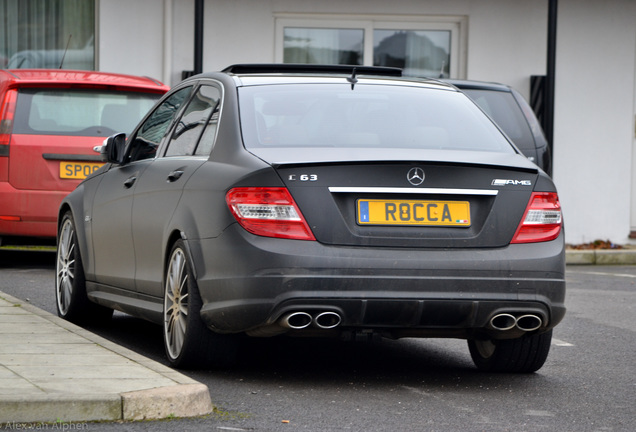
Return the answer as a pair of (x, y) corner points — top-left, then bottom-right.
(6, 0), (636, 245)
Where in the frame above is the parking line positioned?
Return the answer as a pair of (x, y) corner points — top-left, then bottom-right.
(552, 338), (574, 347)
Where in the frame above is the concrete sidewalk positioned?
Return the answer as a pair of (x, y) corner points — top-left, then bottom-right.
(565, 248), (636, 265)
(0, 291), (213, 424)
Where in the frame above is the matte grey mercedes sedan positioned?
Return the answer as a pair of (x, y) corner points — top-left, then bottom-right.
(56, 64), (565, 372)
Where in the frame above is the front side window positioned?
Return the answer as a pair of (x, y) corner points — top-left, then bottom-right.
(239, 84), (513, 153)
(127, 86), (193, 162)
(1, 0), (95, 70)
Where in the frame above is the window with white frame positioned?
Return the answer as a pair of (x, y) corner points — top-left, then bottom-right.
(276, 15), (466, 78)
(0, 0), (95, 70)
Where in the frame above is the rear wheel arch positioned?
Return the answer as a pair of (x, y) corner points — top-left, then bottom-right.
(165, 230), (198, 280)
(162, 237), (238, 368)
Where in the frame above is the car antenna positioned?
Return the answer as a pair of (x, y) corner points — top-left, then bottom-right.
(346, 68), (358, 90)
(438, 60), (446, 78)
(59, 34), (72, 69)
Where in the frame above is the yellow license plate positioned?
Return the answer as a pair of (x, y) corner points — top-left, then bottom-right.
(60, 161), (104, 179)
(357, 199), (471, 227)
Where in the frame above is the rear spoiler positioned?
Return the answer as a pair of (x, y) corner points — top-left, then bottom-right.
(222, 63), (403, 77)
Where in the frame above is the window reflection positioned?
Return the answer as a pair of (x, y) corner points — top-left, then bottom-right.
(282, 25), (453, 78)
(128, 86), (193, 162)
(0, 0), (95, 70)
(166, 85), (221, 157)
(374, 30), (450, 78)
(283, 28), (363, 65)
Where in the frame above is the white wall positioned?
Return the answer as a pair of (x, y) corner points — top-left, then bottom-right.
(98, 0), (168, 82)
(100, 0), (548, 98)
(171, 0), (548, 100)
(553, 0), (636, 244)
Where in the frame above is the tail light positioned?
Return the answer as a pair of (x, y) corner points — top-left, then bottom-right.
(226, 187), (316, 241)
(0, 89), (18, 149)
(511, 192), (562, 244)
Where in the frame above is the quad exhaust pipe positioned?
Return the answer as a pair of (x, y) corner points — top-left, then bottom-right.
(314, 311), (342, 329)
(279, 311), (342, 330)
(280, 312), (313, 329)
(515, 314), (543, 332)
(489, 313), (543, 332)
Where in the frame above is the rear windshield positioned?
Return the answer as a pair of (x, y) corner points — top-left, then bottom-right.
(461, 89), (535, 150)
(238, 84), (514, 153)
(13, 88), (161, 137)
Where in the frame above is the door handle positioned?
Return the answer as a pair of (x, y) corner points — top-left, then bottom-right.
(124, 176), (137, 188)
(167, 170), (184, 182)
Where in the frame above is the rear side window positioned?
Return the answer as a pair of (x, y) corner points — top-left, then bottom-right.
(164, 85), (221, 157)
(13, 88), (162, 137)
(461, 89), (535, 151)
(238, 84), (514, 153)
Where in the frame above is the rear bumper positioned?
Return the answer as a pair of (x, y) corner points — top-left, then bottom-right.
(0, 182), (67, 238)
(190, 225), (566, 338)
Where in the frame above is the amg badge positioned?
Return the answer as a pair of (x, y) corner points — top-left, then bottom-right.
(492, 179), (532, 186)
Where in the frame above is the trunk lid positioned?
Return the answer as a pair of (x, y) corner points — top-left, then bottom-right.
(251, 147), (539, 248)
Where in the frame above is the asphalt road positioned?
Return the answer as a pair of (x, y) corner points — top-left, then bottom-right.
(1, 249), (634, 431)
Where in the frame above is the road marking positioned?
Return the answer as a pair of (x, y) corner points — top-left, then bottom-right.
(552, 338), (574, 347)
(524, 409), (556, 417)
(217, 428), (252, 431)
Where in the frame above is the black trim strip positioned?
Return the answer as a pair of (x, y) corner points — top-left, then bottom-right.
(42, 153), (102, 162)
(223, 64), (403, 77)
(0, 145), (8, 156)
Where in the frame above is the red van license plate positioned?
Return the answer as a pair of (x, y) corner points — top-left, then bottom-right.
(59, 162), (104, 179)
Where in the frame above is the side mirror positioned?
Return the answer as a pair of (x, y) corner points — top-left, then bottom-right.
(101, 133), (126, 164)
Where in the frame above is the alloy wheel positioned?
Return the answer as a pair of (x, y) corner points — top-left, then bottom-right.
(472, 339), (496, 359)
(56, 218), (76, 316)
(164, 247), (190, 361)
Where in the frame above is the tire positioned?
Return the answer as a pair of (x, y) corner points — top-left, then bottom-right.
(163, 240), (238, 369)
(56, 211), (113, 324)
(468, 329), (553, 373)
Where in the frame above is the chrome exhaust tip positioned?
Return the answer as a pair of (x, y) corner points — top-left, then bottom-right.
(280, 312), (313, 330)
(490, 313), (517, 331)
(314, 311), (342, 329)
(516, 314), (543, 332)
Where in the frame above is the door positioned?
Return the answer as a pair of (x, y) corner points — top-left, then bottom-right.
(91, 161), (149, 290)
(132, 84), (222, 297)
(91, 85), (194, 290)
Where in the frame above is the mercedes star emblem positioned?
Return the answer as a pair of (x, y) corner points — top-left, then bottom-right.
(407, 167), (425, 186)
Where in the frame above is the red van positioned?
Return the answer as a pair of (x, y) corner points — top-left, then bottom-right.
(0, 69), (169, 244)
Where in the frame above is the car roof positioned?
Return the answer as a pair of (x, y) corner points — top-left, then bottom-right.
(0, 69), (169, 92)
(191, 64), (459, 91)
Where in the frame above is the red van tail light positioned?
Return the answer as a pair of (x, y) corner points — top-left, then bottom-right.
(226, 187), (316, 241)
(511, 192), (562, 244)
(0, 89), (18, 148)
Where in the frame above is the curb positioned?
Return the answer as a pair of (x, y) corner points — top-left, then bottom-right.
(0, 291), (213, 423)
(566, 249), (636, 265)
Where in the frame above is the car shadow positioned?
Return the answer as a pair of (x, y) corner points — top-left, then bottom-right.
(83, 312), (550, 389)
